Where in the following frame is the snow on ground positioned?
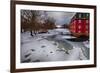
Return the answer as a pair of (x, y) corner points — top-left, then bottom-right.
(21, 29), (89, 63)
(48, 28), (70, 35)
(83, 41), (90, 48)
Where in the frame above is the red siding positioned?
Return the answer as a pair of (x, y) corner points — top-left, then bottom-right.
(69, 18), (89, 37)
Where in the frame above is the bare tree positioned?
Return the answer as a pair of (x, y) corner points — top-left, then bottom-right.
(21, 10), (56, 36)
(44, 17), (56, 30)
(21, 10), (32, 33)
(30, 10), (41, 36)
(21, 10), (41, 36)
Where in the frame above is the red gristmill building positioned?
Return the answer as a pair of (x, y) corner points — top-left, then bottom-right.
(69, 13), (89, 37)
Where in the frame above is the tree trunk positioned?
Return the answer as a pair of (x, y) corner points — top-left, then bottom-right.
(30, 30), (33, 36)
(34, 30), (36, 35)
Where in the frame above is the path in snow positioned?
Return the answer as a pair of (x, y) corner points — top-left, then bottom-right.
(21, 30), (89, 63)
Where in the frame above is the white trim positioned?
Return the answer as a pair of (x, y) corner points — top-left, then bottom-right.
(15, 4), (94, 69)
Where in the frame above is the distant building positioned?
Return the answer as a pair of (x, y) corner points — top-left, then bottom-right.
(69, 13), (89, 37)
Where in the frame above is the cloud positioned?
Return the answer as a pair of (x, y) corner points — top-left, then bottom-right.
(46, 11), (76, 25)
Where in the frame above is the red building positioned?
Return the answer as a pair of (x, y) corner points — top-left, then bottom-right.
(69, 13), (89, 37)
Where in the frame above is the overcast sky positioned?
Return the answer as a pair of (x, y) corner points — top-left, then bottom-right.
(21, 10), (76, 25)
(46, 11), (76, 25)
